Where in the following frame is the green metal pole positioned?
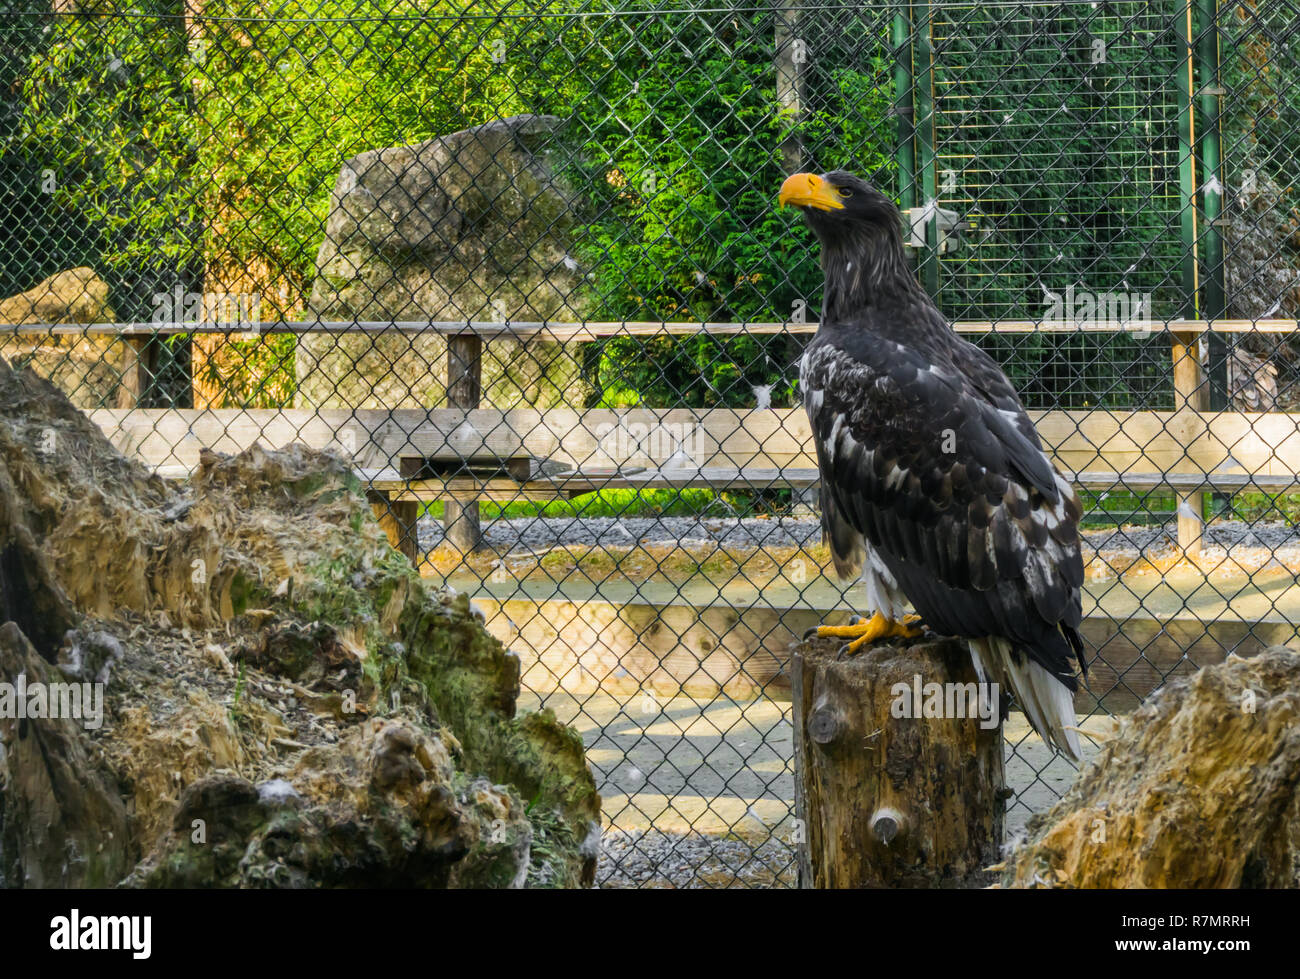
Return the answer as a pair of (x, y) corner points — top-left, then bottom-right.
(913, 0), (939, 299)
(1175, 0), (1199, 323)
(893, 5), (916, 213)
(1197, 0), (1227, 412)
(1175, 0), (1209, 546)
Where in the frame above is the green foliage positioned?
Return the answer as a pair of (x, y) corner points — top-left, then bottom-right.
(568, 17), (898, 407)
(189, 0), (568, 304)
(8, 2), (1289, 423)
(425, 486), (790, 522)
(922, 3), (1190, 410)
(0, 10), (86, 297)
(1225, 492), (1300, 526)
(9, 2), (901, 410)
(931, 4), (1185, 322)
(13, 2), (201, 281)
(1220, 2), (1300, 206)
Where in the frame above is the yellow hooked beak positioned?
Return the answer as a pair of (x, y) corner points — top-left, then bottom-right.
(778, 172), (845, 211)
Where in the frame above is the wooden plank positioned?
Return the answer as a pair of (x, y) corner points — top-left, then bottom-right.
(88, 407), (1300, 497)
(1197, 412), (1300, 478)
(1070, 471), (1300, 493)
(1172, 332), (1207, 555)
(401, 407), (1221, 475)
(389, 466), (824, 502)
(377, 467), (1300, 502)
(1030, 408), (1206, 477)
(16, 317), (1300, 339)
(88, 407), (403, 472)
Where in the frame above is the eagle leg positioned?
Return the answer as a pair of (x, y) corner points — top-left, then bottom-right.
(810, 612), (924, 658)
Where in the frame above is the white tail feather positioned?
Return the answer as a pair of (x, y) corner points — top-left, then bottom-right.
(969, 637), (1081, 761)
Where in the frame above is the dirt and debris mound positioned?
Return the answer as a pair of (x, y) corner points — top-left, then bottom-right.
(0, 360), (600, 888)
(1003, 644), (1300, 888)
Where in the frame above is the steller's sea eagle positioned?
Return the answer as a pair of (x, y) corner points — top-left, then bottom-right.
(779, 170), (1087, 760)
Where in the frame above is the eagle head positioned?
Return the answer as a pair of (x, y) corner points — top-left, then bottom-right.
(778, 171), (912, 313)
(777, 170), (902, 244)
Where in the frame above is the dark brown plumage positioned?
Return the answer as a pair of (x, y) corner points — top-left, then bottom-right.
(782, 170), (1088, 758)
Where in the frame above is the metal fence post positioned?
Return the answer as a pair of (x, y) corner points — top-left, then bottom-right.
(892, 5), (916, 215)
(1198, 0), (1231, 525)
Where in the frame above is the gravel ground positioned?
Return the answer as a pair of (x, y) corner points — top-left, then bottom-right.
(596, 828), (797, 888)
(422, 512), (1300, 561)
(421, 514), (824, 554)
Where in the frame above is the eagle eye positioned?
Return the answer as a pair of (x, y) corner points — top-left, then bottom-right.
(837, 187), (853, 199)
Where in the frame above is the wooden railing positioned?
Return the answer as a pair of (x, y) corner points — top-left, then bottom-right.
(10, 317), (1297, 558)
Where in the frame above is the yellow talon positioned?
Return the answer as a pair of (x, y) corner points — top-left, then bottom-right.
(813, 612), (924, 656)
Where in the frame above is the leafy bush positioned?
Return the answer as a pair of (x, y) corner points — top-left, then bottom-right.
(567, 15), (898, 407)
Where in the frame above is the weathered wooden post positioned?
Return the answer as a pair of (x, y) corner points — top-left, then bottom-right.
(792, 635), (1005, 888)
(116, 333), (152, 408)
(1171, 331), (1206, 556)
(443, 332), (483, 553)
(370, 493), (420, 566)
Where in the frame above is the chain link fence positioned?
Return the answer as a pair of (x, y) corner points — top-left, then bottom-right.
(2, 0), (1298, 887)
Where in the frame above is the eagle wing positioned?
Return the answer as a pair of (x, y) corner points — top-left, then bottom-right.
(801, 326), (1086, 685)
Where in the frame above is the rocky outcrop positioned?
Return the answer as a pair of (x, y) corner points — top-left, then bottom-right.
(299, 114), (590, 410)
(0, 267), (130, 409)
(0, 359), (600, 887)
(1003, 645), (1300, 888)
(0, 267), (114, 326)
(1224, 161), (1300, 409)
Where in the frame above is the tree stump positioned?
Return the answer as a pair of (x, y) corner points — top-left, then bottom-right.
(792, 635), (1005, 888)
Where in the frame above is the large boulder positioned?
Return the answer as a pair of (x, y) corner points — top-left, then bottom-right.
(299, 114), (591, 410)
(1224, 160), (1300, 409)
(0, 267), (127, 408)
(0, 359), (601, 887)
